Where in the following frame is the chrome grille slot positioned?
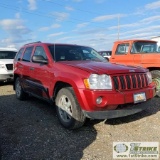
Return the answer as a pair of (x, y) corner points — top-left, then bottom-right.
(112, 73), (148, 90)
(6, 64), (13, 70)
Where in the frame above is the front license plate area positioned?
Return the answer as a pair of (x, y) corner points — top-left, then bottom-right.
(133, 92), (146, 103)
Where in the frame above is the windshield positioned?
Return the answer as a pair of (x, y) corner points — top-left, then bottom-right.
(48, 45), (106, 62)
(0, 51), (17, 59)
(132, 41), (159, 53)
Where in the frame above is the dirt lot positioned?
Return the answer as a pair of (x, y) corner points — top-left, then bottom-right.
(0, 83), (160, 160)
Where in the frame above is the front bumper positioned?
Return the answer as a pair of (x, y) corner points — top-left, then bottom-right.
(77, 84), (156, 111)
(83, 98), (154, 119)
(0, 74), (14, 82)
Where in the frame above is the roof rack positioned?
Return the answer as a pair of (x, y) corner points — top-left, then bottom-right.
(24, 41), (41, 45)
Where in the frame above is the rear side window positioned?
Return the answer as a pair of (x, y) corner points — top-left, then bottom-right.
(22, 47), (34, 62)
(15, 48), (24, 61)
(116, 43), (129, 55)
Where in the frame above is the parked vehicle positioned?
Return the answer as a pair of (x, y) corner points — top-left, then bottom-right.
(151, 36), (160, 52)
(110, 39), (160, 97)
(98, 51), (112, 61)
(0, 47), (17, 82)
(13, 42), (156, 129)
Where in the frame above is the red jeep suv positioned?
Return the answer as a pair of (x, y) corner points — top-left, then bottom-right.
(13, 42), (156, 129)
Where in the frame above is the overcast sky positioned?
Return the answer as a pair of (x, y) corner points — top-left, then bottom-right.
(0, 0), (160, 50)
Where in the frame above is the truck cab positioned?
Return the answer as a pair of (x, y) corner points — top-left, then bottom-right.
(110, 39), (160, 96)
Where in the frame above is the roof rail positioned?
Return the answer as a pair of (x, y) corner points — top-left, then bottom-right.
(24, 41), (41, 45)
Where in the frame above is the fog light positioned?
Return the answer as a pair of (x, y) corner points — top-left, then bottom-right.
(96, 97), (102, 104)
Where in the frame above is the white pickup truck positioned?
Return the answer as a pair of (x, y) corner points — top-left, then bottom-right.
(151, 36), (160, 52)
(0, 47), (17, 82)
(98, 51), (112, 61)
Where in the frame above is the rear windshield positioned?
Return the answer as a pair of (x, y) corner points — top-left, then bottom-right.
(48, 45), (106, 62)
(0, 51), (17, 59)
(131, 42), (159, 53)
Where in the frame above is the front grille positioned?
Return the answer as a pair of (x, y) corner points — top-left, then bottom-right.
(112, 73), (148, 90)
(6, 64), (13, 70)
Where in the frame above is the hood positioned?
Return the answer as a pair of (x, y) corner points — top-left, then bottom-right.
(0, 59), (14, 64)
(59, 61), (147, 75)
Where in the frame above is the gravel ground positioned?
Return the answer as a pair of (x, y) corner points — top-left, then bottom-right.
(0, 83), (160, 160)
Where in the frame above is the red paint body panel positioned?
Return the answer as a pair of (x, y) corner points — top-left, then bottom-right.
(76, 84), (155, 111)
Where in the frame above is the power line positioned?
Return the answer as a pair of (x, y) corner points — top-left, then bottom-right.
(0, 2), (111, 29)
(39, 0), (105, 15)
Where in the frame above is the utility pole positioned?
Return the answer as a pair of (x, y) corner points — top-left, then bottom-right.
(117, 14), (120, 40)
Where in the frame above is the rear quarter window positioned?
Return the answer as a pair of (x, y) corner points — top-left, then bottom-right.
(15, 48), (24, 61)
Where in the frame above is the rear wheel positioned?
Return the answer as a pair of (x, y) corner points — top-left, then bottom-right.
(15, 77), (28, 100)
(55, 87), (86, 129)
(151, 70), (160, 97)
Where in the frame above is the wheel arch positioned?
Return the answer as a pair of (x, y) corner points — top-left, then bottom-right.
(52, 81), (72, 101)
(51, 80), (85, 110)
(147, 67), (160, 72)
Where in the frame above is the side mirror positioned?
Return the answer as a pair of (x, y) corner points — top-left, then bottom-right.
(32, 55), (48, 64)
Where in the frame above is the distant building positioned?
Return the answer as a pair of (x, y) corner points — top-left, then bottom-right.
(151, 36), (160, 51)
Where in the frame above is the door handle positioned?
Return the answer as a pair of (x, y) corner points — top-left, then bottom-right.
(30, 67), (34, 70)
(111, 58), (115, 59)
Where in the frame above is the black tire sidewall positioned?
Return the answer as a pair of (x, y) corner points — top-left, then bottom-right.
(15, 78), (25, 100)
(151, 70), (160, 78)
(151, 70), (160, 97)
(55, 87), (84, 129)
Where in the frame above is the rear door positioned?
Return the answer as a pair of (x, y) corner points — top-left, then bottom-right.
(20, 46), (34, 92)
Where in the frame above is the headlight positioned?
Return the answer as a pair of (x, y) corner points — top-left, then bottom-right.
(0, 64), (5, 68)
(84, 74), (112, 89)
(146, 72), (152, 84)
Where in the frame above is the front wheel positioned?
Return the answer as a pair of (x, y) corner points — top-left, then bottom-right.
(55, 87), (86, 129)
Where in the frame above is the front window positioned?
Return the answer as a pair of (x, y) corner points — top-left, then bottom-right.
(33, 46), (47, 59)
(0, 51), (17, 59)
(131, 41), (159, 53)
(48, 45), (106, 62)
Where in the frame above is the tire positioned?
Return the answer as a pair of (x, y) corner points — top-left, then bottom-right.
(55, 87), (86, 129)
(151, 70), (160, 78)
(15, 77), (28, 100)
(150, 70), (160, 97)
